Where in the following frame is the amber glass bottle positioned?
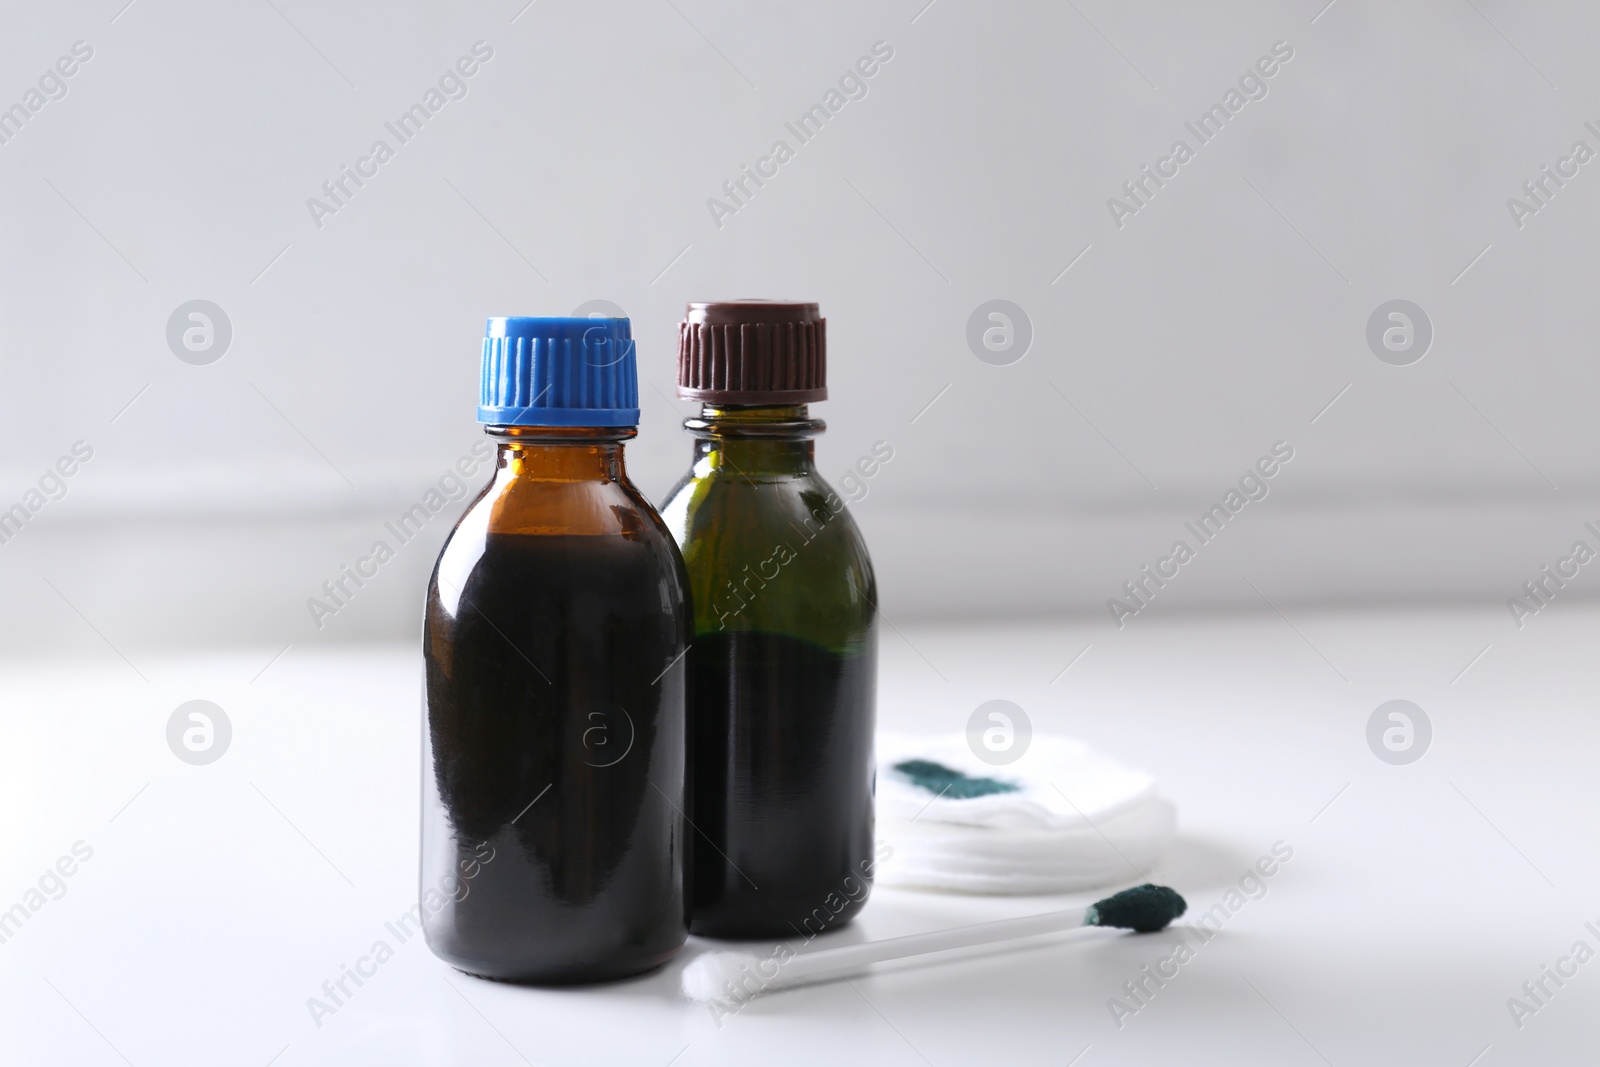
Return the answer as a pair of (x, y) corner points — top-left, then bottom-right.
(660, 301), (878, 939)
(421, 317), (691, 982)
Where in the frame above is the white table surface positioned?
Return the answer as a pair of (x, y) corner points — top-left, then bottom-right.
(2, 604), (1595, 1066)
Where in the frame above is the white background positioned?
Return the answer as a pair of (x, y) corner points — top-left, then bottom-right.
(3, 1), (1599, 1065)
(4, 0), (1599, 650)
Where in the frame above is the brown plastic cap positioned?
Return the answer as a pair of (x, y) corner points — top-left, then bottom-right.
(677, 300), (827, 404)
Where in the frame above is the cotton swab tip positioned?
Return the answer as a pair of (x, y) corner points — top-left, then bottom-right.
(681, 950), (768, 1004)
(1084, 883), (1187, 933)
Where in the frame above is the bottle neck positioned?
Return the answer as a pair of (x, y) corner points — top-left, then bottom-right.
(685, 404), (824, 476)
(488, 425), (633, 483)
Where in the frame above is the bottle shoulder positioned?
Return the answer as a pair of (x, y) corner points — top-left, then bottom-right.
(436, 472), (684, 582)
(464, 470), (669, 536)
(664, 468), (861, 535)
(659, 465), (876, 648)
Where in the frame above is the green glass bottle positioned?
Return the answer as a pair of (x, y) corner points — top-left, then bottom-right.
(659, 301), (878, 939)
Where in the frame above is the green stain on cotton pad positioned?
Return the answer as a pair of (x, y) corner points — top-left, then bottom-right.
(893, 759), (1020, 799)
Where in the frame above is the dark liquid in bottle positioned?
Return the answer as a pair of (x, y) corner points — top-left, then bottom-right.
(689, 629), (875, 939)
(422, 532), (689, 982)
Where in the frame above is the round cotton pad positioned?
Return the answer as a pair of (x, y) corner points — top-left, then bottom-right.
(875, 732), (1177, 894)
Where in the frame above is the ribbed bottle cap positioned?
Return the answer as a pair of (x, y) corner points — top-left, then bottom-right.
(478, 317), (640, 427)
(677, 301), (826, 404)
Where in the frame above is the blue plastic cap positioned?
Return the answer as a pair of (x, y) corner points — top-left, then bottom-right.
(478, 317), (640, 427)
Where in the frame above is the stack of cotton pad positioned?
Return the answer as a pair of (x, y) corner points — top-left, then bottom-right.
(874, 732), (1177, 895)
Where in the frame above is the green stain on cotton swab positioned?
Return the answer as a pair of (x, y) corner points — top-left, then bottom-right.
(1085, 884), (1188, 933)
(893, 759), (1020, 799)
